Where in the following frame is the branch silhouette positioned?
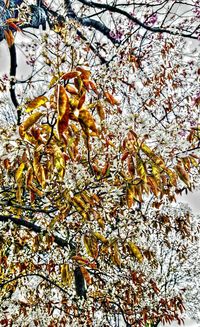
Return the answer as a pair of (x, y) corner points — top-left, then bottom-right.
(0, 214), (68, 248)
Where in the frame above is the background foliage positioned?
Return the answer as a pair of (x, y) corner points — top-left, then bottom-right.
(0, 0), (199, 326)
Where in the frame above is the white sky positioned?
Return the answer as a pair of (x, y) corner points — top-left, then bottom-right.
(160, 318), (200, 327)
(178, 190), (200, 215)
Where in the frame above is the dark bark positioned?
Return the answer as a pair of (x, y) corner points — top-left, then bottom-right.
(0, 214), (68, 248)
(74, 266), (87, 300)
(9, 44), (21, 124)
(76, 0), (200, 40)
(0, 273), (68, 294)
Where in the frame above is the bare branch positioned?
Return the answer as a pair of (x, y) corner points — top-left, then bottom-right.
(0, 273), (68, 294)
(0, 215), (68, 248)
(76, 0), (200, 40)
(9, 44), (21, 124)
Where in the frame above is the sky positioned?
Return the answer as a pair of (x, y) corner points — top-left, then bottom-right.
(178, 190), (200, 215)
(160, 318), (200, 327)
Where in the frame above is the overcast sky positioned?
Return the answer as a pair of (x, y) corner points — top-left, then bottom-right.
(160, 318), (200, 327)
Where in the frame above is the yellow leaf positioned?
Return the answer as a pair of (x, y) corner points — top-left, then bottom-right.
(71, 256), (90, 265)
(69, 98), (79, 109)
(4, 30), (14, 47)
(151, 163), (161, 183)
(26, 96), (48, 112)
(89, 80), (98, 94)
(83, 235), (93, 257)
(181, 157), (191, 170)
(79, 109), (97, 134)
(136, 155), (147, 183)
(29, 184), (43, 197)
(134, 182), (143, 202)
(111, 241), (121, 267)
(66, 85), (78, 95)
(57, 85), (69, 137)
(141, 143), (167, 171)
(61, 264), (73, 286)
(189, 155), (198, 167)
(93, 232), (108, 244)
(104, 91), (120, 105)
(25, 166), (43, 198)
(76, 66), (91, 79)
(80, 191), (91, 204)
(26, 166), (33, 188)
(166, 168), (177, 186)
(22, 131), (36, 145)
(33, 153), (46, 188)
(6, 18), (22, 24)
(93, 210), (105, 229)
(49, 215), (59, 230)
(16, 184), (22, 204)
(15, 163), (25, 182)
(57, 85), (68, 118)
(175, 164), (190, 187)
(80, 267), (92, 285)
(19, 112), (43, 138)
(49, 75), (59, 87)
(36, 164), (46, 189)
(32, 235), (40, 252)
(78, 92), (86, 109)
(61, 71), (80, 80)
(83, 235), (98, 259)
(80, 211), (90, 221)
(128, 241), (143, 263)
(126, 184), (135, 208)
(97, 218), (105, 229)
(53, 145), (65, 178)
(73, 194), (87, 210)
(96, 102), (105, 121)
(147, 176), (160, 197)
(127, 156), (135, 176)
(141, 143), (155, 157)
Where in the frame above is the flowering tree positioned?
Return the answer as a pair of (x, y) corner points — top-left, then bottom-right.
(0, 0), (200, 326)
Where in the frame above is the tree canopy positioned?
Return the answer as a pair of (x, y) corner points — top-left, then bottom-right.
(0, 0), (200, 326)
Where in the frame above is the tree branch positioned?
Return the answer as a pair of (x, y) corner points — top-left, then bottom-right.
(76, 30), (108, 64)
(0, 215), (68, 248)
(2, 202), (58, 214)
(77, 0), (199, 40)
(9, 44), (21, 124)
(78, 17), (120, 44)
(39, 1), (111, 62)
(63, 0), (119, 44)
(0, 273), (68, 294)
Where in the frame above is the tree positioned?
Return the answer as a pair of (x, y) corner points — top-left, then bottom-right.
(0, 0), (200, 326)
